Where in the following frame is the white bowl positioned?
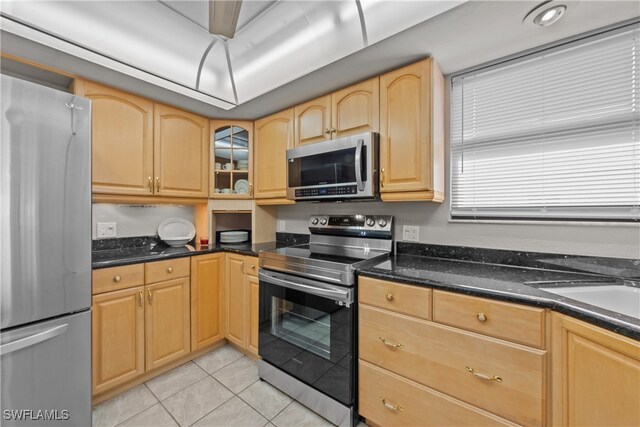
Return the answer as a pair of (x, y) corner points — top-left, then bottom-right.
(162, 238), (191, 247)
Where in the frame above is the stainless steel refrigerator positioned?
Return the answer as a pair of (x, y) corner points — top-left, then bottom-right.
(0, 74), (91, 426)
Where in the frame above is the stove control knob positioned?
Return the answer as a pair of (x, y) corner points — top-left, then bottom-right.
(378, 218), (388, 227)
(311, 217), (319, 225)
(320, 217), (328, 225)
(366, 218), (376, 227)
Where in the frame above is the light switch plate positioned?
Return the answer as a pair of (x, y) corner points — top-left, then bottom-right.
(97, 222), (117, 238)
(402, 225), (419, 242)
(277, 220), (286, 232)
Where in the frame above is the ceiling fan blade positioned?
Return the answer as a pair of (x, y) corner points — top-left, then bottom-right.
(209, 0), (243, 38)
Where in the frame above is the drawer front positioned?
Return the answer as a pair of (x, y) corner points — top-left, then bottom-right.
(359, 276), (431, 320)
(145, 258), (190, 283)
(245, 256), (259, 277)
(433, 290), (546, 348)
(359, 305), (546, 426)
(93, 264), (144, 294)
(359, 360), (520, 427)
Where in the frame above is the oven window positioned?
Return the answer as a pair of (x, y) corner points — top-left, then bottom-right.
(288, 147), (366, 187)
(271, 297), (331, 360)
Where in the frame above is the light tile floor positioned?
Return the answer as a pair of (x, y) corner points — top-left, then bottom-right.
(93, 345), (353, 427)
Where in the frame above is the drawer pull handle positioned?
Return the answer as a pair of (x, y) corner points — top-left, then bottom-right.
(167, 267), (173, 273)
(380, 397), (403, 412)
(477, 312), (487, 322)
(251, 265), (256, 270)
(148, 289), (152, 306)
(138, 291), (143, 308)
(379, 337), (404, 349)
(385, 293), (394, 302)
(465, 366), (502, 383)
(113, 275), (122, 283)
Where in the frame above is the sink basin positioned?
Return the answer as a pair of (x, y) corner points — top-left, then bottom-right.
(540, 285), (640, 319)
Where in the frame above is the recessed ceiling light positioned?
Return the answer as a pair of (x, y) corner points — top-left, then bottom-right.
(523, 2), (569, 28)
(534, 5), (566, 26)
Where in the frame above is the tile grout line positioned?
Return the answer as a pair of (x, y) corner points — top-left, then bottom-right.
(149, 382), (182, 427)
(110, 384), (159, 427)
(145, 361), (208, 402)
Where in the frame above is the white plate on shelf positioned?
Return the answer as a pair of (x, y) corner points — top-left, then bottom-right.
(220, 231), (249, 243)
(234, 179), (249, 195)
(158, 218), (196, 247)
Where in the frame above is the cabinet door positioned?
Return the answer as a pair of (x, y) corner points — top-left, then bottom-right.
(254, 109), (294, 199)
(210, 120), (253, 198)
(294, 95), (331, 146)
(551, 314), (640, 427)
(92, 286), (145, 395)
(191, 254), (224, 351)
(331, 77), (379, 138)
(247, 274), (260, 357)
(225, 254), (247, 348)
(380, 60), (431, 194)
(154, 104), (209, 198)
(75, 80), (153, 196)
(145, 278), (191, 370)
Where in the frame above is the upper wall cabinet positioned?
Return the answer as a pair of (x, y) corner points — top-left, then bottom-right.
(75, 80), (154, 196)
(254, 109), (294, 200)
(294, 78), (380, 146)
(379, 59), (445, 202)
(154, 104), (209, 198)
(210, 120), (253, 199)
(75, 80), (209, 199)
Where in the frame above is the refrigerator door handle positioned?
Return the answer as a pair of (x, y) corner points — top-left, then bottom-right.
(0, 324), (68, 356)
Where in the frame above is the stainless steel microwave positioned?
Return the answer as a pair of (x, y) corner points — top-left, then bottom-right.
(286, 132), (379, 201)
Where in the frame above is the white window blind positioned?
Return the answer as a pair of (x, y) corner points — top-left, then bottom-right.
(450, 26), (640, 221)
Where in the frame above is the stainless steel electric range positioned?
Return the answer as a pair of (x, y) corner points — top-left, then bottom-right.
(258, 215), (393, 427)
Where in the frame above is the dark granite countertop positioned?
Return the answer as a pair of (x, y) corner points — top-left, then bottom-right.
(92, 241), (292, 269)
(358, 254), (640, 340)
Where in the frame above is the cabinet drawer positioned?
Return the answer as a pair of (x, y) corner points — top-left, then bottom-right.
(359, 360), (519, 427)
(145, 258), (190, 283)
(93, 264), (144, 294)
(433, 290), (546, 348)
(245, 256), (259, 277)
(359, 276), (431, 320)
(359, 305), (546, 426)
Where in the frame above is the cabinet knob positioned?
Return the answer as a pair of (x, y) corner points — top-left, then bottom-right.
(167, 267), (173, 274)
(385, 293), (394, 302)
(251, 264), (256, 270)
(477, 312), (487, 322)
(113, 275), (121, 283)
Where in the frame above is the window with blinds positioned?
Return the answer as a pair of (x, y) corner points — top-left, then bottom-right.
(450, 25), (640, 221)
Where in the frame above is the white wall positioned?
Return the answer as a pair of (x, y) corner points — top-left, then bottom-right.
(276, 76), (640, 259)
(92, 204), (195, 239)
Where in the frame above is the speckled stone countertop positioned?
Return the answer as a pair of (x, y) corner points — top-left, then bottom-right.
(358, 250), (640, 341)
(92, 232), (309, 269)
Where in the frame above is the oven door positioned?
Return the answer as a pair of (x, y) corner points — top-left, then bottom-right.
(286, 132), (378, 200)
(258, 270), (354, 406)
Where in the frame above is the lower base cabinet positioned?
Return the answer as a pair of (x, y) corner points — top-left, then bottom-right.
(551, 313), (640, 427)
(145, 277), (191, 371)
(191, 253), (224, 351)
(92, 286), (145, 395)
(224, 254), (260, 358)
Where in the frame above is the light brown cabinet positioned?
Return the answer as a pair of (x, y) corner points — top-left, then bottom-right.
(254, 109), (294, 200)
(551, 313), (640, 427)
(210, 120), (254, 198)
(74, 80), (154, 196)
(224, 253), (260, 357)
(75, 80), (209, 199)
(358, 277), (546, 427)
(91, 260), (191, 397)
(154, 104), (209, 198)
(293, 78), (379, 147)
(379, 58), (445, 202)
(92, 286), (145, 395)
(191, 253), (225, 351)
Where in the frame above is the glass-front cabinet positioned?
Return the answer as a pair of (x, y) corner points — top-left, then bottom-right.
(210, 120), (253, 198)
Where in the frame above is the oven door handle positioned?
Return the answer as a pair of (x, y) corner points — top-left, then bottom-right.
(259, 271), (353, 304)
(355, 138), (365, 191)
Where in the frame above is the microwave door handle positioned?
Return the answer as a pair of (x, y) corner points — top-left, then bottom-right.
(355, 138), (365, 191)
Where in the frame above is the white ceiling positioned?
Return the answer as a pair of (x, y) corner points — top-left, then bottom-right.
(1, 1), (638, 119)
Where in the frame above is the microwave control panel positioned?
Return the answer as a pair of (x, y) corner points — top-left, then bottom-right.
(295, 185), (358, 198)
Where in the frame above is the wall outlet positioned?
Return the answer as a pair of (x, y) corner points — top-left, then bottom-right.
(97, 222), (117, 238)
(277, 220), (286, 232)
(402, 225), (420, 242)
